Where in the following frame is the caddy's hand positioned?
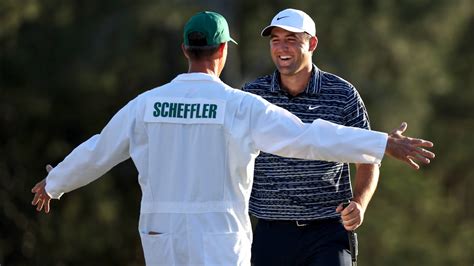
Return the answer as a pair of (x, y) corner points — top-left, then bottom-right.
(31, 164), (53, 213)
(385, 122), (435, 169)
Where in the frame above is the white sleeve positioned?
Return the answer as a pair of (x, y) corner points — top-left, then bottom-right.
(248, 95), (387, 164)
(45, 100), (136, 199)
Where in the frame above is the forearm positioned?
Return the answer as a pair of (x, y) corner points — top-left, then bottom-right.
(254, 117), (388, 164)
(45, 134), (129, 199)
(352, 163), (380, 211)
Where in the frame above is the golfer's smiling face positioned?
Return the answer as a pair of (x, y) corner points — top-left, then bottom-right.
(269, 27), (313, 76)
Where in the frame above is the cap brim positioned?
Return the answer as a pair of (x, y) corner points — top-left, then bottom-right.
(261, 25), (307, 36)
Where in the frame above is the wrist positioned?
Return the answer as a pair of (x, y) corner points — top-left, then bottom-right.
(352, 198), (366, 212)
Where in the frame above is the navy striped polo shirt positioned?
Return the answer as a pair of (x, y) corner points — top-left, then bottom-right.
(242, 64), (371, 220)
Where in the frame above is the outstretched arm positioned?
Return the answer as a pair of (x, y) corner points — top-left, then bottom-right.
(31, 165), (53, 213)
(385, 122), (434, 169)
(248, 94), (435, 165)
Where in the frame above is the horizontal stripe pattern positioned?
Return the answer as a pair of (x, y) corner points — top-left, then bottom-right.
(242, 65), (371, 220)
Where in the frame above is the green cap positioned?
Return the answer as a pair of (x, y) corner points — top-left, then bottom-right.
(184, 11), (237, 46)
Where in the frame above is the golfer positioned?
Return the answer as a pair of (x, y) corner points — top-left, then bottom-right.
(31, 11), (434, 265)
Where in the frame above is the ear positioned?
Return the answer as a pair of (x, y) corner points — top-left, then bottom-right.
(211, 42), (227, 59)
(309, 36), (318, 52)
(217, 42), (226, 57)
(181, 43), (190, 59)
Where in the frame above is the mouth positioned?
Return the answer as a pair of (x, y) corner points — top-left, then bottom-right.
(276, 55), (293, 67)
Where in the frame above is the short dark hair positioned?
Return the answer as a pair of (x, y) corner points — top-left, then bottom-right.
(184, 32), (220, 60)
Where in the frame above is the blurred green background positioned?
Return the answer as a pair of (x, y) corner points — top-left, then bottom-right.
(1, 0), (473, 265)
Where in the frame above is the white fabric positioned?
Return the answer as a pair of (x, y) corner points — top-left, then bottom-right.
(261, 8), (316, 36)
(45, 73), (387, 265)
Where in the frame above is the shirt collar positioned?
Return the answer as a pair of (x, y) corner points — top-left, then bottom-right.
(173, 72), (222, 82)
(270, 64), (321, 95)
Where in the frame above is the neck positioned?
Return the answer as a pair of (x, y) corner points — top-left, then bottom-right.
(280, 64), (313, 96)
(188, 59), (221, 76)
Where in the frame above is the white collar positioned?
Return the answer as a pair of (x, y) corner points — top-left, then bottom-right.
(173, 72), (222, 82)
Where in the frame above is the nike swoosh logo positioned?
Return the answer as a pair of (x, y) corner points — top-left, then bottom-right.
(308, 105), (320, 110)
(276, 16), (290, 20)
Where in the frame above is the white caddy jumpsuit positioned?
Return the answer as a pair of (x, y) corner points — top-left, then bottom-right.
(45, 73), (387, 266)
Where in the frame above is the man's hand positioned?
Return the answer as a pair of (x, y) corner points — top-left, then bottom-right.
(385, 122), (435, 169)
(31, 164), (53, 213)
(336, 201), (364, 231)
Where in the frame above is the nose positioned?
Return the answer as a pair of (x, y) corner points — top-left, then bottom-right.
(273, 40), (288, 51)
